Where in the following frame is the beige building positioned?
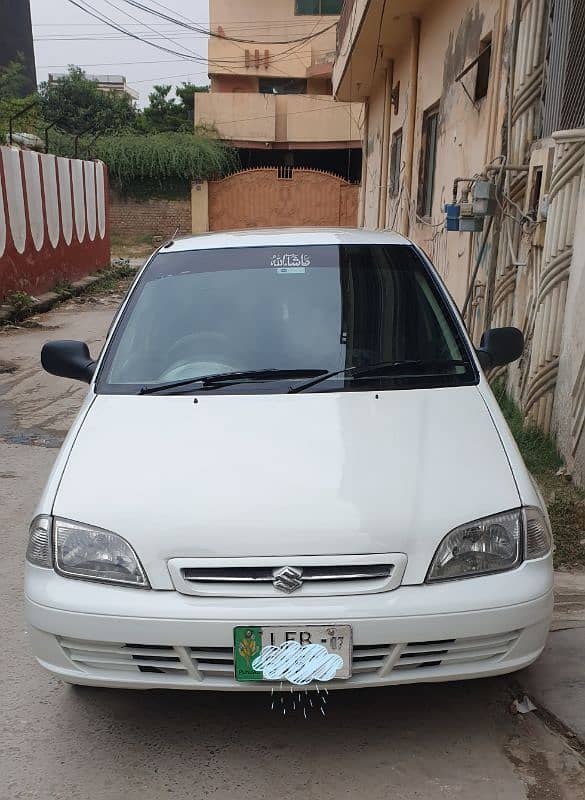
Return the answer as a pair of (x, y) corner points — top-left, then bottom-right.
(334, 0), (585, 483)
(48, 73), (139, 104)
(195, 0), (363, 179)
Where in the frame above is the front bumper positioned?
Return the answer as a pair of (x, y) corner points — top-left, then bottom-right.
(25, 559), (554, 691)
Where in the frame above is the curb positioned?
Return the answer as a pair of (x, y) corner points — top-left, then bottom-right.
(508, 678), (585, 758)
(0, 264), (140, 324)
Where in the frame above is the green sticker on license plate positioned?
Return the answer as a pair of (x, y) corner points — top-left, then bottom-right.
(234, 626), (263, 681)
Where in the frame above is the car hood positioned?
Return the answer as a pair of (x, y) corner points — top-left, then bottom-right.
(53, 387), (520, 587)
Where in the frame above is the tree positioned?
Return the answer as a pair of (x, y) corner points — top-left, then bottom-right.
(0, 58), (40, 141)
(137, 84), (187, 133)
(38, 66), (136, 135)
(0, 56), (30, 101)
(137, 82), (209, 133)
(175, 82), (209, 119)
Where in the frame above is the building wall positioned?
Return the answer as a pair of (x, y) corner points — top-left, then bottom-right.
(0, 147), (109, 300)
(202, 2), (362, 149)
(196, 92), (277, 142)
(362, 71), (386, 228)
(339, 0), (585, 482)
(210, 75), (260, 93)
(108, 193), (191, 240)
(555, 145), (585, 484)
(208, 0), (338, 80)
(195, 91), (362, 145)
(0, 0), (36, 95)
(410, 0), (500, 306)
(361, 0), (507, 306)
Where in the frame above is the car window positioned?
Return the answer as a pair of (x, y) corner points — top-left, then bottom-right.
(98, 244), (476, 393)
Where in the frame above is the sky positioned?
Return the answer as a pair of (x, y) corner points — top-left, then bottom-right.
(30, 0), (211, 107)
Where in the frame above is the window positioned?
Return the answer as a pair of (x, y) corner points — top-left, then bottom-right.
(258, 77), (307, 94)
(528, 167), (543, 221)
(474, 35), (492, 101)
(417, 104), (439, 219)
(98, 245), (475, 394)
(542, 0), (585, 135)
(295, 0), (343, 15)
(389, 128), (403, 197)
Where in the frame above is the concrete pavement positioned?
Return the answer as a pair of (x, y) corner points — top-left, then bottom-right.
(520, 571), (585, 742)
(1, 292), (585, 799)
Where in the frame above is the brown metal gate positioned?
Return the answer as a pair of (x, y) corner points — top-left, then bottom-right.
(208, 167), (359, 230)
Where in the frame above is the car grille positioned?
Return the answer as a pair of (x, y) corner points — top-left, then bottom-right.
(58, 629), (522, 684)
(393, 630), (522, 671)
(167, 554), (408, 597)
(59, 639), (191, 676)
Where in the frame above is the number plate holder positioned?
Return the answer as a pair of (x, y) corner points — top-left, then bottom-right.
(233, 625), (352, 682)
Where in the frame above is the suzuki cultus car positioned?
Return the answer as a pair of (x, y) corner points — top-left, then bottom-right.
(25, 229), (553, 690)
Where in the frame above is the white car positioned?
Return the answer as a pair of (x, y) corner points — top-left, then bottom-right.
(25, 228), (553, 691)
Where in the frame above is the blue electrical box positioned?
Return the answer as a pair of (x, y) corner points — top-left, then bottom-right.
(444, 203), (460, 231)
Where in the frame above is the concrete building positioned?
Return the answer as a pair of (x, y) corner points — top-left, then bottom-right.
(334, 0), (585, 482)
(0, 0), (36, 95)
(195, 0), (363, 180)
(48, 73), (139, 105)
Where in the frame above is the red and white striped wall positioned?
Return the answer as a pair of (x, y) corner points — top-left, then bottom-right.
(0, 146), (110, 300)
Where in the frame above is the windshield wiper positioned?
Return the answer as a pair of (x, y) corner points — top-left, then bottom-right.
(288, 359), (468, 394)
(139, 368), (328, 395)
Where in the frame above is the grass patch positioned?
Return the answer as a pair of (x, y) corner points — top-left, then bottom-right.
(1, 265), (137, 327)
(110, 233), (157, 259)
(53, 281), (74, 297)
(83, 264), (137, 295)
(492, 381), (562, 475)
(6, 291), (34, 313)
(493, 380), (585, 569)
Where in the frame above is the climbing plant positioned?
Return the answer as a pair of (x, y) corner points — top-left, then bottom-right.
(96, 130), (238, 196)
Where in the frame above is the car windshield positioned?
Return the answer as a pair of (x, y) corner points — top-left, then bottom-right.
(97, 244), (476, 394)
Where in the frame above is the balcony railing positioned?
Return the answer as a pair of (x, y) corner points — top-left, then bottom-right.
(337, 0), (357, 53)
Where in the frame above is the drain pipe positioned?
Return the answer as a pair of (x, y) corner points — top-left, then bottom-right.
(402, 16), (420, 236)
(359, 99), (370, 227)
(378, 58), (394, 228)
(483, 0), (508, 165)
(482, 0), (523, 330)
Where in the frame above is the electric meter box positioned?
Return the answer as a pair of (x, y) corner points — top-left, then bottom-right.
(473, 179), (497, 216)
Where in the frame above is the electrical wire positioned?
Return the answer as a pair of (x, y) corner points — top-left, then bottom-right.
(62, 0), (303, 74)
(64, 0), (213, 63)
(100, 0), (202, 61)
(131, 71), (206, 84)
(63, 0), (330, 74)
(38, 59), (201, 67)
(115, 0), (338, 44)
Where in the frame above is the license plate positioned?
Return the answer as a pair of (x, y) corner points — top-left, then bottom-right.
(234, 625), (352, 682)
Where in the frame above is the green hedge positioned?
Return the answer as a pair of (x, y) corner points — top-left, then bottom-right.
(95, 131), (237, 196)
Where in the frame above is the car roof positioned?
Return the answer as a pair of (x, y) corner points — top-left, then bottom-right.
(164, 227), (412, 253)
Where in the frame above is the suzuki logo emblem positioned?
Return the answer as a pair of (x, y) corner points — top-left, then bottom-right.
(272, 565), (303, 593)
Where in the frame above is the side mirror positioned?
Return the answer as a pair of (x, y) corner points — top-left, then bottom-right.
(41, 340), (96, 383)
(477, 327), (524, 370)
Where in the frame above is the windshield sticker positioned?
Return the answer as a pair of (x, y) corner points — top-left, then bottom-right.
(276, 266), (306, 274)
(271, 253), (310, 269)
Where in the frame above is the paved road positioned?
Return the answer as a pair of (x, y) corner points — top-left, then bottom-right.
(1, 294), (584, 800)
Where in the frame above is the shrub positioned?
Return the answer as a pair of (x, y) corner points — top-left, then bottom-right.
(96, 131), (237, 196)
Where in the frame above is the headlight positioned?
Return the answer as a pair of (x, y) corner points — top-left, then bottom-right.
(26, 515), (53, 567)
(53, 518), (149, 588)
(427, 507), (552, 582)
(427, 509), (522, 582)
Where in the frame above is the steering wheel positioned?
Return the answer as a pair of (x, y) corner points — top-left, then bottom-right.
(161, 331), (237, 381)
